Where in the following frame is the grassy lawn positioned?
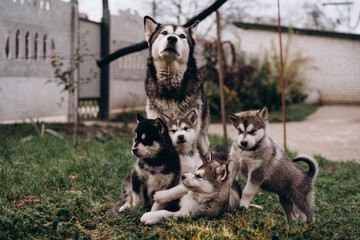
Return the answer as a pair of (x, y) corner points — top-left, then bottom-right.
(268, 103), (320, 123)
(0, 125), (359, 239)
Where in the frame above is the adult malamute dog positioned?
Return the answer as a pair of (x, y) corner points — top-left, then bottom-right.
(143, 16), (210, 155)
(140, 147), (241, 225)
(228, 107), (318, 222)
(108, 113), (181, 217)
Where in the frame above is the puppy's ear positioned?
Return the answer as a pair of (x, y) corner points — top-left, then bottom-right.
(257, 107), (268, 121)
(136, 113), (145, 123)
(215, 164), (228, 182)
(186, 110), (198, 126)
(144, 16), (159, 42)
(187, 20), (199, 37)
(161, 113), (171, 125)
(201, 151), (211, 164)
(228, 113), (238, 126)
(154, 118), (167, 135)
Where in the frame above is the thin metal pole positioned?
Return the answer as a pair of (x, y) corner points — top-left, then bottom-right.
(277, 0), (286, 149)
(216, 10), (228, 146)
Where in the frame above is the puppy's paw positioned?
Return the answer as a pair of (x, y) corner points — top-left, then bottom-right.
(140, 212), (162, 225)
(239, 201), (250, 210)
(153, 190), (171, 204)
(119, 203), (130, 212)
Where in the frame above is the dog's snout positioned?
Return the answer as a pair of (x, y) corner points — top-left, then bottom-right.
(241, 141), (248, 147)
(132, 148), (138, 154)
(178, 135), (184, 141)
(167, 36), (177, 44)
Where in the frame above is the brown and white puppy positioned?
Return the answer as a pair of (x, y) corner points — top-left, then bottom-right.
(228, 107), (318, 222)
(140, 148), (241, 225)
(143, 16), (210, 156)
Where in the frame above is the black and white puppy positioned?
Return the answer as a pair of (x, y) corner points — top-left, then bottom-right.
(228, 107), (318, 222)
(108, 113), (181, 217)
(143, 16), (210, 156)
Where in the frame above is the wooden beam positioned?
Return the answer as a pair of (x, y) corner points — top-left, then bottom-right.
(216, 10), (228, 146)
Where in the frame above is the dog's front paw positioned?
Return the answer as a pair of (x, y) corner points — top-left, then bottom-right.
(239, 201), (250, 209)
(153, 190), (171, 204)
(140, 212), (163, 225)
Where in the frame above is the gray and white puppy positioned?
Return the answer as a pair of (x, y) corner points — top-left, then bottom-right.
(140, 148), (241, 225)
(143, 16), (210, 155)
(152, 110), (203, 203)
(228, 107), (318, 222)
(162, 110), (203, 175)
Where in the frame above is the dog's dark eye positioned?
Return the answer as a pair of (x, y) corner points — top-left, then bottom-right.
(184, 127), (188, 131)
(171, 129), (176, 133)
(195, 174), (202, 179)
(161, 31), (168, 35)
(238, 129), (243, 134)
(248, 130), (256, 135)
(179, 34), (186, 39)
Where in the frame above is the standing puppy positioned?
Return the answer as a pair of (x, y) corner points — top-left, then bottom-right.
(108, 113), (181, 217)
(228, 107), (318, 222)
(143, 16), (210, 155)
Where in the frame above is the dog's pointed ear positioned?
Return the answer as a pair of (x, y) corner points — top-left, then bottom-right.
(136, 113), (145, 123)
(257, 107), (268, 121)
(215, 164), (228, 182)
(187, 20), (199, 37)
(161, 113), (171, 125)
(154, 118), (167, 135)
(201, 151), (211, 164)
(186, 110), (198, 126)
(228, 113), (238, 126)
(144, 16), (159, 42)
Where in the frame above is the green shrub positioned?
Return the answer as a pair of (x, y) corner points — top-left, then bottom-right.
(199, 31), (313, 120)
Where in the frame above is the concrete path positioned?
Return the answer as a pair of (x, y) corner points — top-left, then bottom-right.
(208, 105), (360, 162)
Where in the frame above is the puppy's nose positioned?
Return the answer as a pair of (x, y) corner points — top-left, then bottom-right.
(241, 141), (248, 147)
(178, 135), (184, 141)
(167, 36), (177, 44)
(132, 148), (138, 154)
(182, 175), (185, 181)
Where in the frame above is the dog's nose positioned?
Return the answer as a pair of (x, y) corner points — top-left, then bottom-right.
(178, 135), (184, 141)
(167, 36), (177, 44)
(241, 141), (248, 147)
(132, 148), (138, 154)
(182, 175), (185, 181)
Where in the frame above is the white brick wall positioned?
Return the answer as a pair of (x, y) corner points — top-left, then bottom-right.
(236, 28), (360, 103)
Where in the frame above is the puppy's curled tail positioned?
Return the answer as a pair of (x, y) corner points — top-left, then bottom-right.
(293, 155), (318, 178)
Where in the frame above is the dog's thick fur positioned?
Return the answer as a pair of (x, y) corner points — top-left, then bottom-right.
(162, 110), (203, 175)
(143, 16), (210, 155)
(140, 146), (241, 225)
(228, 107), (318, 222)
(108, 114), (181, 217)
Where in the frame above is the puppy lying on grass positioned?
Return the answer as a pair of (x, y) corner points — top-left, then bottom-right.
(140, 146), (241, 225)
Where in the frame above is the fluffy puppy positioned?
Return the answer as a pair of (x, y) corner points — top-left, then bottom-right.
(228, 107), (318, 222)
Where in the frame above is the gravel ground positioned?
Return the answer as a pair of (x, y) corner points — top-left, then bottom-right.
(208, 105), (360, 162)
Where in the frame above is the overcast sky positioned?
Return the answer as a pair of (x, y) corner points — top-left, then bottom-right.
(62, 0), (360, 34)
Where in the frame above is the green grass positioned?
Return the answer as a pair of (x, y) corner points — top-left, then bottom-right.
(268, 103), (320, 123)
(0, 126), (359, 239)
